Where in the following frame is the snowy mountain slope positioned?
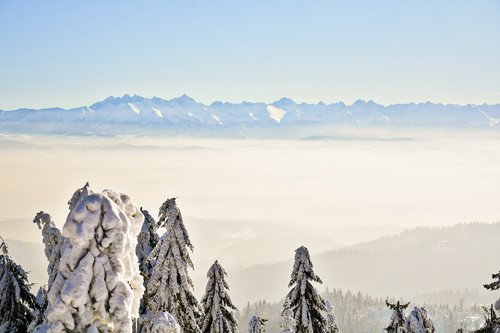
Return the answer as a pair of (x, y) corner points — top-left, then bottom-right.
(1, 95), (500, 134)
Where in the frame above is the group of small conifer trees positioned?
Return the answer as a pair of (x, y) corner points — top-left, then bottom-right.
(0, 183), (239, 333)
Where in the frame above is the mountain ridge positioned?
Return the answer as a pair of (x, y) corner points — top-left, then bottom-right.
(2, 94), (500, 135)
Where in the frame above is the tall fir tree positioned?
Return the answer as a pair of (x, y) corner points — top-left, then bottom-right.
(200, 260), (239, 333)
(145, 198), (203, 333)
(0, 237), (39, 333)
(286, 246), (328, 333)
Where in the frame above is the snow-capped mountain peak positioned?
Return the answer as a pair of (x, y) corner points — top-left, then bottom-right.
(1, 94), (500, 135)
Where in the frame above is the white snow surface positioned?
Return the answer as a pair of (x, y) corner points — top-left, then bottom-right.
(128, 103), (141, 114)
(405, 307), (435, 333)
(211, 113), (223, 125)
(139, 311), (180, 333)
(152, 108), (164, 118)
(39, 187), (144, 333)
(266, 105), (287, 123)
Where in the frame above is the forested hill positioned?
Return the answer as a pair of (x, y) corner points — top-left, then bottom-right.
(230, 222), (500, 304)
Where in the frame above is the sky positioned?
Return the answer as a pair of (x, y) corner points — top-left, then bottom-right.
(0, 0), (499, 110)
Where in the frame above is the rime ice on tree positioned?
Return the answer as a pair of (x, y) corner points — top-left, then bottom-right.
(38, 188), (144, 333)
(200, 260), (238, 333)
(248, 315), (267, 333)
(145, 198), (203, 333)
(33, 211), (65, 289)
(136, 207), (160, 316)
(385, 300), (409, 333)
(136, 207), (159, 284)
(67, 181), (93, 210)
(325, 301), (340, 333)
(281, 299), (296, 333)
(404, 307), (435, 333)
(285, 246), (328, 333)
(0, 237), (39, 333)
(139, 311), (181, 333)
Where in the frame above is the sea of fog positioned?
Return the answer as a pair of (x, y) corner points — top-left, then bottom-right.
(1, 129), (500, 303)
(1, 130), (499, 234)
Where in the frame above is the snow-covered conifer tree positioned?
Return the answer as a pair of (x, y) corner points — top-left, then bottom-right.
(136, 207), (159, 284)
(38, 188), (144, 333)
(248, 316), (266, 333)
(33, 211), (65, 289)
(200, 260), (238, 333)
(28, 286), (49, 332)
(67, 181), (93, 210)
(145, 198), (203, 333)
(281, 300), (296, 333)
(139, 311), (181, 333)
(385, 300), (409, 333)
(285, 246), (328, 333)
(0, 237), (39, 333)
(324, 301), (340, 333)
(404, 307), (435, 333)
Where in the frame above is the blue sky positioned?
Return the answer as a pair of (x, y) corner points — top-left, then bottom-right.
(0, 0), (499, 109)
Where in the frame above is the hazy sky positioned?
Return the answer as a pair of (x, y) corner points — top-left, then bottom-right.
(1, 0), (499, 109)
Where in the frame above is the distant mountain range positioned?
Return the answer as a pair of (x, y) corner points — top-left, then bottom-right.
(1, 95), (500, 135)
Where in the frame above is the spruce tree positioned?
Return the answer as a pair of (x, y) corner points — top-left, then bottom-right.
(384, 300), (409, 333)
(200, 260), (238, 333)
(0, 237), (39, 333)
(136, 207), (159, 284)
(285, 246), (328, 333)
(38, 189), (145, 333)
(248, 316), (267, 333)
(145, 198), (203, 333)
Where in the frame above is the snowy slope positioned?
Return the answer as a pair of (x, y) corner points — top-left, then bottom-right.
(1, 94), (500, 134)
